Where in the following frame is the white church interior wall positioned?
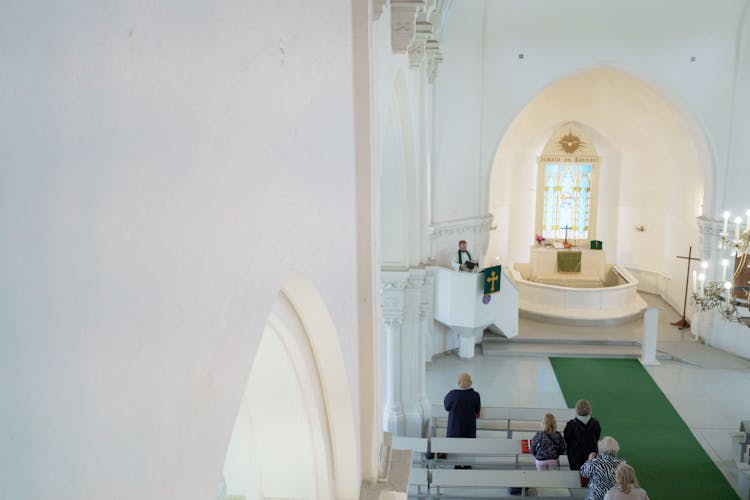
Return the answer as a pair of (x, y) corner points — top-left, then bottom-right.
(475, 0), (742, 216)
(0, 1), (364, 498)
(433, 0), (738, 276)
(432, 1), (486, 223)
(723, 3), (750, 216)
(692, 3), (750, 362)
(381, 99), (411, 269)
(375, 10), (428, 270)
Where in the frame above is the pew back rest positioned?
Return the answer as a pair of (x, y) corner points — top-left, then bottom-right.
(431, 405), (576, 424)
(430, 437), (523, 456)
(408, 467), (429, 487)
(391, 437), (429, 453)
(431, 469), (581, 488)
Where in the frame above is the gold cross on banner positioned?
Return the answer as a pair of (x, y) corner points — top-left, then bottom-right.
(486, 271), (499, 293)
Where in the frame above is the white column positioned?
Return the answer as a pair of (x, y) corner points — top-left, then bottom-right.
(640, 307), (660, 365)
(695, 216), (723, 345)
(690, 308), (704, 341)
(696, 216), (722, 281)
(417, 272), (434, 436)
(401, 271), (425, 437)
(383, 317), (405, 436)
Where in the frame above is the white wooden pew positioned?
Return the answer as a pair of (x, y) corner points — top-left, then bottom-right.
(431, 405), (577, 438)
(735, 420), (750, 500)
(430, 469), (586, 498)
(391, 437), (430, 464)
(391, 437), (430, 495)
(430, 437), (569, 469)
(408, 467), (430, 497)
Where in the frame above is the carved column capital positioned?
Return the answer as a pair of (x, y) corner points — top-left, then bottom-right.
(696, 216), (722, 278)
(383, 316), (404, 329)
(373, 0), (388, 20)
(391, 0), (425, 53)
(696, 215), (722, 237)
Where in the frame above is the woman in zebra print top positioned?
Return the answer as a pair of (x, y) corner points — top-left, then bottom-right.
(580, 436), (626, 500)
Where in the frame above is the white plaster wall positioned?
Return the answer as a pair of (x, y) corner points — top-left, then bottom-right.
(0, 1), (361, 499)
(381, 99), (410, 268)
(433, 0), (748, 237)
(374, 7), (427, 269)
(475, 0), (744, 216)
(433, 0), (486, 222)
(724, 2), (750, 215)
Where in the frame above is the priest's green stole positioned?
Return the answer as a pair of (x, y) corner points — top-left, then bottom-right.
(557, 251), (581, 273)
(483, 265), (502, 294)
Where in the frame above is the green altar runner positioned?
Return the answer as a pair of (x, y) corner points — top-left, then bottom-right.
(557, 251), (582, 273)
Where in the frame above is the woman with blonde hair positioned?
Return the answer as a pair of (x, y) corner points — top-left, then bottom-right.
(603, 464), (649, 500)
(529, 413), (567, 470)
(443, 372), (481, 438)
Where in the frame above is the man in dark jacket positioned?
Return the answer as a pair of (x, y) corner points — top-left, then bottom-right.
(444, 372), (481, 437)
(563, 399), (602, 470)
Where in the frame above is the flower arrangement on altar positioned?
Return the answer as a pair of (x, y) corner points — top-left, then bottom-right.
(535, 234), (546, 246)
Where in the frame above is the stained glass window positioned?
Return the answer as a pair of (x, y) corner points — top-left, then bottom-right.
(541, 163), (593, 241)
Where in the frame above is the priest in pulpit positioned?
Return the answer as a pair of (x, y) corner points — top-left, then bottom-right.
(452, 240), (479, 272)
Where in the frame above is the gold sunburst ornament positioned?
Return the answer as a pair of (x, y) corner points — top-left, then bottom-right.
(558, 130), (584, 154)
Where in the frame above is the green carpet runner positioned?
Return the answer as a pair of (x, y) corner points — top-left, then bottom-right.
(550, 358), (737, 499)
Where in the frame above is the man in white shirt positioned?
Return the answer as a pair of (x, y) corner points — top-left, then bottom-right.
(452, 240), (479, 272)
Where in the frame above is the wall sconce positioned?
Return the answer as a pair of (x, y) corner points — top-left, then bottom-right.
(635, 225), (645, 232)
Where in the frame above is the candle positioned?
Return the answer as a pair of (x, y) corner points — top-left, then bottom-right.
(723, 211), (730, 234)
(698, 273), (705, 298)
(746, 209), (750, 233)
(735, 216), (742, 240)
(725, 281), (732, 306)
(692, 270), (698, 293)
(721, 259), (729, 282)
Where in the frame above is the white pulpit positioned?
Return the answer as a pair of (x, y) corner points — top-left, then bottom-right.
(431, 266), (518, 358)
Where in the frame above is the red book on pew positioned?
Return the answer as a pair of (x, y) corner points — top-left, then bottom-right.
(520, 439), (530, 453)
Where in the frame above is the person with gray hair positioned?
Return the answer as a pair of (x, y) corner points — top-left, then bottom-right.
(443, 372), (481, 438)
(580, 436), (626, 500)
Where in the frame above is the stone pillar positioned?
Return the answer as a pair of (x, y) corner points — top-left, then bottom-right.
(381, 268), (435, 437)
(417, 272), (434, 436)
(390, 1), (425, 53)
(401, 271), (424, 436)
(695, 216), (724, 345)
(697, 216), (722, 281)
(640, 307), (660, 365)
(383, 317), (405, 435)
(690, 308), (704, 340)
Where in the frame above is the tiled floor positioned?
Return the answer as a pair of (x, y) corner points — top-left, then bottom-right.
(426, 293), (750, 495)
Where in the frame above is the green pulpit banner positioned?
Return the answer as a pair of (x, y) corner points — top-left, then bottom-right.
(483, 265), (502, 294)
(557, 251), (582, 273)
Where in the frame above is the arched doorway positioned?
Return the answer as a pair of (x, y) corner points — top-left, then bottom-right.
(221, 271), (359, 500)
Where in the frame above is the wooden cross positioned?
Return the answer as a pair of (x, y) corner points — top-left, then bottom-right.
(672, 246), (702, 330)
(486, 271), (499, 293)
